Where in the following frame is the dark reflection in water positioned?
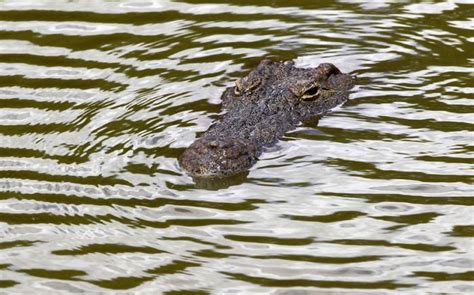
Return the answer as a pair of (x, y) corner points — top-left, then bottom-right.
(192, 172), (250, 190)
(0, 0), (473, 293)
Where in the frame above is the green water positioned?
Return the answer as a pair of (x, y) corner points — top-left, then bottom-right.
(0, 0), (473, 293)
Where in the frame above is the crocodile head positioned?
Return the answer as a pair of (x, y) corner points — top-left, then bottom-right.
(224, 59), (353, 111)
(179, 59), (354, 178)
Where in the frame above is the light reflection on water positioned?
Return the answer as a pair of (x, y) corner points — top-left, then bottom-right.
(0, 0), (473, 293)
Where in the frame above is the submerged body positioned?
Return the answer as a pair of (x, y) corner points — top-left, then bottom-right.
(180, 59), (354, 177)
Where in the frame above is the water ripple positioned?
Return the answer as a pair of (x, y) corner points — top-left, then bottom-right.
(0, 0), (473, 293)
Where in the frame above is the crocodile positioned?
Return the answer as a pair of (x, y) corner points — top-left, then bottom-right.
(179, 59), (354, 178)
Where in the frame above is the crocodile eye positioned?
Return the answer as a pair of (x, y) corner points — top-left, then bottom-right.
(301, 85), (321, 100)
(234, 80), (242, 96)
(233, 86), (241, 96)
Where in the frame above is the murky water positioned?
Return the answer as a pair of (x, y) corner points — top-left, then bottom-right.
(0, 0), (473, 293)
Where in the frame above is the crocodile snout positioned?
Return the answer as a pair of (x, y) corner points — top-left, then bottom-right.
(179, 137), (258, 177)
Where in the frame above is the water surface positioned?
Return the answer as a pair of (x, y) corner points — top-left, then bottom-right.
(0, 0), (473, 293)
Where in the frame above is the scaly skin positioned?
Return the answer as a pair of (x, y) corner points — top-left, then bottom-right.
(179, 59), (354, 177)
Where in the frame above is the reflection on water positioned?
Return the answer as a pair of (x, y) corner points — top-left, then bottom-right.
(0, 0), (473, 293)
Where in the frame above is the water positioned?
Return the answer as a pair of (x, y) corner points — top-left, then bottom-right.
(0, 0), (473, 293)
